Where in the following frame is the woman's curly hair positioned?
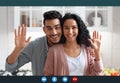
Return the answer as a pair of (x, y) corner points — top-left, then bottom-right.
(60, 13), (91, 47)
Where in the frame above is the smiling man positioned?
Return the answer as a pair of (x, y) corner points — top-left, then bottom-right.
(5, 10), (62, 75)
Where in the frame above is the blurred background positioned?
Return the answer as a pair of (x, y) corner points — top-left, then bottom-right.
(0, 6), (120, 76)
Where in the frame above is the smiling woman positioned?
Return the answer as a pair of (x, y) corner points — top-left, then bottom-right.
(42, 13), (104, 76)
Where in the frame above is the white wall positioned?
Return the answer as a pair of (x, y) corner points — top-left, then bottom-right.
(111, 7), (120, 68)
(100, 32), (112, 68)
(101, 7), (120, 69)
(0, 7), (9, 70)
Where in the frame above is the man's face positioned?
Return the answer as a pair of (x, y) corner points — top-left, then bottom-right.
(43, 19), (62, 46)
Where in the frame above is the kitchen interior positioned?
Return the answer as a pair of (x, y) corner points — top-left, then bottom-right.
(0, 6), (120, 76)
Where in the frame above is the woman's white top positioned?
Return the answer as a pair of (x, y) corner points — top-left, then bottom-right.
(66, 49), (85, 76)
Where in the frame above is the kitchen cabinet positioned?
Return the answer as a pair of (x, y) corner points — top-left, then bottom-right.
(14, 6), (63, 32)
(14, 6), (85, 31)
(85, 6), (112, 31)
(14, 6), (112, 32)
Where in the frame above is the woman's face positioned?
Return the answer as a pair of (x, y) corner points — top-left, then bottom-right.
(63, 19), (78, 43)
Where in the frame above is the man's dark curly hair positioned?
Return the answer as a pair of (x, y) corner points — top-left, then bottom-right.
(61, 13), (91, 47)
(43, 10), (62, 25)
